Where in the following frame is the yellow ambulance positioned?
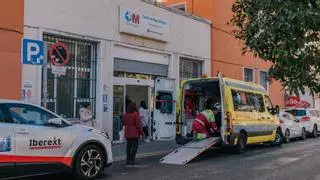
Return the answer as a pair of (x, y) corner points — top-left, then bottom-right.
(175, 74), (282, 153)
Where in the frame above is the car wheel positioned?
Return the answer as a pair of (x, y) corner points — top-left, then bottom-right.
(272, 128), (282, 146)
(301, 128), (307, 140)
(312, 125), (318, 138)
(283, 129), (290, 143)
(234, 132), (247, 154)
(74, 145), (105, 180)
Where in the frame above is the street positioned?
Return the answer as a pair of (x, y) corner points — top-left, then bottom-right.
(31, 138), (320, 180)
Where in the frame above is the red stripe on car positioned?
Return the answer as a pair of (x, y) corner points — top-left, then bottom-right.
(0, 155), (73, 166)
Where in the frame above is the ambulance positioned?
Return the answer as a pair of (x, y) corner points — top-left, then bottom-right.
(152, 74), (282, 157)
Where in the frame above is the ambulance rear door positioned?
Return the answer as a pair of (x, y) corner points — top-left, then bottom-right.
(218, 73), (226, 143)
(153, 77), (176, 141)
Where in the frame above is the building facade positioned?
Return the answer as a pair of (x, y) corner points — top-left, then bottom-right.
(163, 0), (286, 108)
(0, 0), (24, 100)
(23, 0), (211, 141)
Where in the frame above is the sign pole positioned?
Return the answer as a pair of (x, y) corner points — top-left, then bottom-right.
(42, 44), (48, 108)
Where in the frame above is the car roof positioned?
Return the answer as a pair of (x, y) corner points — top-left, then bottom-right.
(0, 99), (37, 106)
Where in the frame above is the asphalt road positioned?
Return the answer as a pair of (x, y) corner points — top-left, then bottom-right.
(30, 137), (320, 180)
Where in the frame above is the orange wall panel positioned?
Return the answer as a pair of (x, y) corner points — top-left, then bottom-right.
(164, 0), (285, 107)
(0, 0), (24, 100)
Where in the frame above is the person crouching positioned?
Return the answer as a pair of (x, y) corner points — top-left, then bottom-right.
(192, 98), (218, 140)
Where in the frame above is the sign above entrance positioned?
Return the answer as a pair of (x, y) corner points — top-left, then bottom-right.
(119, 6), (170, 42)
(49, 42), (70, 67)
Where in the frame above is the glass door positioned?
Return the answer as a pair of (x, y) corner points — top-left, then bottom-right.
(113, 85), (124, 141)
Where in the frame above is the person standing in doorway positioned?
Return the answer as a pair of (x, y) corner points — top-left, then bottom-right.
(124, 103), (143, 165)
(79, 103), (96, 127)
(139, 101), (151, 143)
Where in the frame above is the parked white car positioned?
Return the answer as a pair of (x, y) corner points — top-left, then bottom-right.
(284, 108), (320, 138)
(278, 112), (307, 143)
(0, 100), (113, 179)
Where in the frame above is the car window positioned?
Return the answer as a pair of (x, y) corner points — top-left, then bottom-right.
(0, 108), (4, 123)
(6, 104), (58, 126)
(264, 95), (273, 113)
(0, 105), (14, 123)
(231, 90), (265, 112)
(285, 109), (306, 117)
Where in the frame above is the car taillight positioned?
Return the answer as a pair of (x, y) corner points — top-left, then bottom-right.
(226, 112), (233, 132)
(280, 120), (284, 123)
(301, 116), (311, 121)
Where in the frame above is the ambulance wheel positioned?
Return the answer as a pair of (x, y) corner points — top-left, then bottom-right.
(272, 128), (282, 146)
(74, 145), (105, 180)
(234, 132), (247, 154)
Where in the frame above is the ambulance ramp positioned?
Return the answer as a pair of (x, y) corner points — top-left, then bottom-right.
(160, 137), (221, 165)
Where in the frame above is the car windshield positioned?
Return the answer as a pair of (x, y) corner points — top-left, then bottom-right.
(285, 109), (306, 117)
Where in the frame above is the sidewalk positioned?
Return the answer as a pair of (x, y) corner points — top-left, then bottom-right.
(112, 140), (180, 161)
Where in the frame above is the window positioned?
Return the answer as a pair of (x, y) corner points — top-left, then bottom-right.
(264, 95), (273, 113)
(285, 109), (306, 117)
(243, 68), (254, 82)
(0, 108), (4, 123)
(42, 35), (97, 119)
(232, 90), (265, 112)
(6, 104), (58, 126)
(171, 3), (186, 11)
(259, 71), (268, 90)
(156, 92), (174, 114)
(180, 57), (202, 84)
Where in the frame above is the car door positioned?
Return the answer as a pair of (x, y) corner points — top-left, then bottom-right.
(5, 103), (74, 175)
(286, 113), (301, 137)
(0, 104), (15, 178)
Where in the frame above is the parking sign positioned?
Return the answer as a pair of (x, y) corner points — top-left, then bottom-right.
(22, 38), (45, 65)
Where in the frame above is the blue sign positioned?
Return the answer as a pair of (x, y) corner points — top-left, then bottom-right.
(22, 38), (45, 65)
(0, 136), (12, 152)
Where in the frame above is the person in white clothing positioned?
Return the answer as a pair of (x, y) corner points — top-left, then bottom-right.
(139, 101), (150, 143)
(79, 103), (96, 127)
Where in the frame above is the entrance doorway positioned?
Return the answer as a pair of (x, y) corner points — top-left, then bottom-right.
(113, 76), (154, 142)
(126, 85), (149, 109)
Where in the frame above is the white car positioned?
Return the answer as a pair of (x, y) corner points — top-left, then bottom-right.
(0, 100), (113, 179)
(284, 108), (320, 138)
(278, 112), (307, 143)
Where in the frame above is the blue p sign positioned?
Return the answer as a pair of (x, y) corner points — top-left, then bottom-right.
(22, 38), (45, 65)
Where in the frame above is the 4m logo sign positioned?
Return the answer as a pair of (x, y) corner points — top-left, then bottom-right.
(125, 11), (140, 25)
(29, 137), (62, 150)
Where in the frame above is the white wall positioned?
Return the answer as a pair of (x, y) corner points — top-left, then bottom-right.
(24, 0), (211, 138)
(25, 0), (211, 59)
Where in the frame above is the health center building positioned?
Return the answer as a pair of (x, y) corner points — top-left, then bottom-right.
(23, 0), (211, 141)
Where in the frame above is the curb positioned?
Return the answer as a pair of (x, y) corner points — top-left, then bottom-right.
(113, 150), (171, 162)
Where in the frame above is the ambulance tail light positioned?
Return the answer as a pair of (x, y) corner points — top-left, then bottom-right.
(226, 112), (233, 132)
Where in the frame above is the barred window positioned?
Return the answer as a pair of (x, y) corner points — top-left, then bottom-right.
(179, 57), (202, 83)
(244, 68), (254, 82)
(42, 34), (97, 118)
(259, 71), (268, 90)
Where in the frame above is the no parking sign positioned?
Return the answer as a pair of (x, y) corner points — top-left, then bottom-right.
(49, 42), (70, 75)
